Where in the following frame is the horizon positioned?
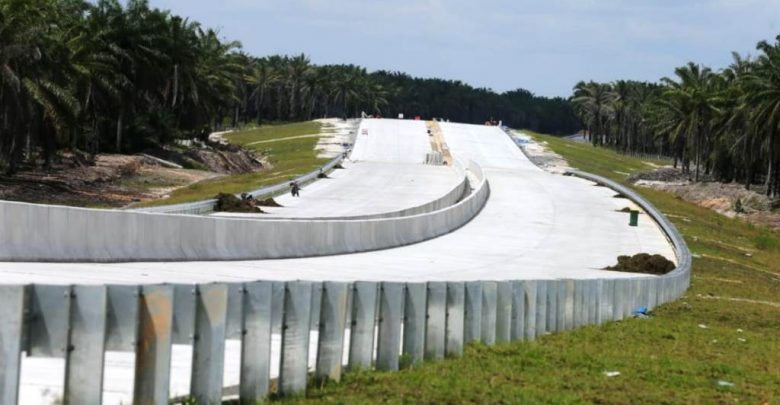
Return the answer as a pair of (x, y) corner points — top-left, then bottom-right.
(146, 0), (780, 98)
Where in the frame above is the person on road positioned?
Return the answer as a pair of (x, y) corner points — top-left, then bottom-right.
(289, 181), (300, 197)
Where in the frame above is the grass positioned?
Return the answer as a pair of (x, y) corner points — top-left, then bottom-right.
(137, 121), (325, 206)
(281, 131), (780, 404)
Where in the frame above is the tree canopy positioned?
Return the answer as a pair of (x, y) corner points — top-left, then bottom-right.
(571, 35), (780, 196)
(0, 0), (578, 175)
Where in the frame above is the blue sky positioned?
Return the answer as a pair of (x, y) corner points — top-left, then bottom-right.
(151, 0), (780, 97)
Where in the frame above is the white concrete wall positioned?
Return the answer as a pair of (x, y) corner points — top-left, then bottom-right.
(0, 160), (488, 262)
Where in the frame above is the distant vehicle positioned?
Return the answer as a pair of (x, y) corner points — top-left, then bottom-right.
(361, 129), (369, 136)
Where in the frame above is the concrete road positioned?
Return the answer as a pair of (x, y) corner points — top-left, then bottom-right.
(0, 120), (674, 285)
(7, 119), (677, 404)
(214, 118), (462, 219)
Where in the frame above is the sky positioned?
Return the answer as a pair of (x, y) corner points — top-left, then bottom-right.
(150, 0), (780, 97)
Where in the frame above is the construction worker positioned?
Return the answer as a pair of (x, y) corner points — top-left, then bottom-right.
(289, 181), (300, 197)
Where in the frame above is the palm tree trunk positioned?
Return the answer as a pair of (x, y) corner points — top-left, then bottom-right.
(116, 109), (124, 153)
(172, 64), (179, 108)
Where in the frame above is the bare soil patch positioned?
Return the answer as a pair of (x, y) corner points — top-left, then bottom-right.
(629, 166), (780, 231)
(0, 141), (265, 208)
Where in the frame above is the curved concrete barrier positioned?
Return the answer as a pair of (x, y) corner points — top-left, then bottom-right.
(0, 167), (691, 405)
(133, 154), (347, 215)
(565, 170), (692, 297)
(0, 118), (693, 404)
(0, 160), (489, 262)
(260, 159), (472, 221)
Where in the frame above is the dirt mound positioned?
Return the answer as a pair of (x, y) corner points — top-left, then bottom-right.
(606, 253), (676, 275)
(144, 141), (264, 174)
(255, 197), (282, 207)
(214, 193), (264, 213)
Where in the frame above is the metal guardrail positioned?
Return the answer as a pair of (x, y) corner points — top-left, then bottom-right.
(0, 126), (692, 405)
(134, 120), (361, 215)
(0, 166), (691, 405)
(133, 154), (346, 215)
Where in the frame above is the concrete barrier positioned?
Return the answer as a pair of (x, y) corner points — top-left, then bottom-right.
(0, 164), (692, 404)
(134, 154), (348, 215)
(261, 158), (471, 221)
(0, 160), (488, 262)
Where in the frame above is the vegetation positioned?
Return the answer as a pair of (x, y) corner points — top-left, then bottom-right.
(571, 34), (780, 196)
(373, 73), (579, 134)
(0, 0), (577, 177)
(137, 121), (325, 206)
(282, 135), (779, 404)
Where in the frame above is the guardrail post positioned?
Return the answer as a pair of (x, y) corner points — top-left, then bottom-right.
(535, 280), (547, 337)
(106, 285), (140, 352)
(0, 285), (25, 405)
(64, 285), (108, 405)
(563, 280), (575, 330)
(523, 281), (537, 340)
(574, 280), (584, 328)
(602, 279), (615, 322)
(480, 281), (498, 345)
(623, 279), (634, 319)
(555, 280), (566, 331)
(27, 284), (72, 357)
(510, 281), (525, 340)
(612, 279), (625, 320)
(376, 282), (403, 371)
(586, 280), (597, 325)
(348, 281), (378, 370)
(133, 284), (174, 405)
(425, 282), (446, 360)
(445, 282), (465, 357)
(495, 281), (512, 343)
(172, 284), (197, 345)
(464, 282), (483, 343)
(402, 283), (426, 366)
(316, 281), (349, 383)
(648, 278), (658, 310)
(190, 283), (228, 404)
(595, 280), (605, 325)
(240, 281), (273, 402)
(279, 281), (313, 396)
(546, 280), (558, 333)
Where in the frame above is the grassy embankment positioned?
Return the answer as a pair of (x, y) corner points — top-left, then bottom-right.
(139, 121), (326, 206)
(281, 131), (780, 404)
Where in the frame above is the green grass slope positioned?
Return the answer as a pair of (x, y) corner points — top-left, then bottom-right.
(282, 132), (780, 404)
(139, 121), (325, 207)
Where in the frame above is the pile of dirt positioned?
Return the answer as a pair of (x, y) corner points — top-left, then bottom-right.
(606, 253), (676, 275)
(255, 197), (282, 207)
(145, 141), (265, 174)
(214, 193), (264, 213)
(186, 141), (264, 174)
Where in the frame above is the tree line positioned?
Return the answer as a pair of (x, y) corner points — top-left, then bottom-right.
(571, 35), (780, 196)
(0, 0), (578, 175)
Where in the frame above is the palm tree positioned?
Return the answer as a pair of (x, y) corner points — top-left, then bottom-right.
(571, 81), (614, 146)
(744, 36), (780, 195)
